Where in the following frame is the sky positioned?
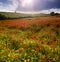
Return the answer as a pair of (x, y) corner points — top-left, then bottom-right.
(0, 0), (60, 14)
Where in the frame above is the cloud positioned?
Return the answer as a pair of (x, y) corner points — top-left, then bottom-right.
(0, 0), (18, 12)
(39, 8), (60, 14)
(43, 0), (55, 2)
(0, 0), (60, 14)
(0, 0), (34, 12)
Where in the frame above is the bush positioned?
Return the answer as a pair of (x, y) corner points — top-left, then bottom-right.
(50, 12), (55, 16)
(55, 13), (59, 15)
(0, 14), (7, 20)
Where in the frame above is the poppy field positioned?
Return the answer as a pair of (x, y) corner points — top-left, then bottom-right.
(0, 16), (60, 62)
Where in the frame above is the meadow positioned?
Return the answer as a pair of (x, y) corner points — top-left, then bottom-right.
(0, 16), (60, 62)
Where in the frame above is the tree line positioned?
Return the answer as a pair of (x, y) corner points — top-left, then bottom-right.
(50, 12), (59, 16)
(0, 12), (60, 20)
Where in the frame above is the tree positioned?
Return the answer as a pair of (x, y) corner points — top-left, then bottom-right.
(50, 12), (55, 16)
(55, 13), (59, 15)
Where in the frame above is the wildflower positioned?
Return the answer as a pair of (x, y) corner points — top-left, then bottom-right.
(39, 58), (42, 62)
(39, 39), (45, 44)
(43, 54), (48, 59)
(30, 36), (36, 40)
(40, 45), (44, 51)
(34, 47), (37, 51)
(48, 60), (51, 62)
(50, 44), (56, 50)
(7, 49), (11, 53)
